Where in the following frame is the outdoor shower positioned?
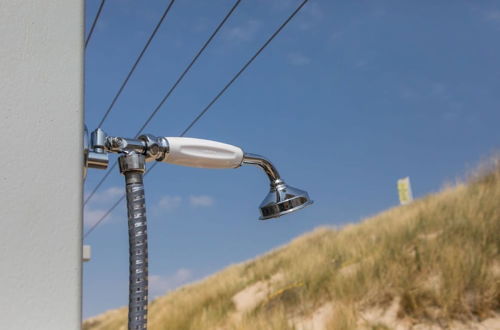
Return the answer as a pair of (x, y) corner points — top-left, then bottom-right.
(84, 127), (313, 329)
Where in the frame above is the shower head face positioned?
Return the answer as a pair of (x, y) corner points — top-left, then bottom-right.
(259, 180), (313, 220)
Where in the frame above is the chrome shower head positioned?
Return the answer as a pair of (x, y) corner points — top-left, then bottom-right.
(258, 179), (313, 220)
(242, 154), (313, 220)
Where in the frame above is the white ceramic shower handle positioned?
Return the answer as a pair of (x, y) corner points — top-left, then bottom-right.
(163, 137), (244, 169)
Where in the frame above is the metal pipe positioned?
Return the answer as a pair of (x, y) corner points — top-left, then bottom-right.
(242, 153), (281, 183)
(119, 153), (148, 330)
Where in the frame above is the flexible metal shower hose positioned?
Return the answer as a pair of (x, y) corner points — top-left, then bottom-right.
(125, 174), (148, 329)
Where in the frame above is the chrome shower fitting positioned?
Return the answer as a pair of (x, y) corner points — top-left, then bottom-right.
(84, 127), (313, 330)
(242, 153), (313, 220)
(85, 128), (313, 220)
(83, 126), (107, 178)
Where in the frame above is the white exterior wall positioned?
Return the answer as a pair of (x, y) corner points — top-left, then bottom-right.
(0, 1), (83, 329)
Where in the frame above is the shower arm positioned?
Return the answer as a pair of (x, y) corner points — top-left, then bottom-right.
(241, 153), (282, 184)
(86, 128), (312, 222)
(86, 129), (283, 183)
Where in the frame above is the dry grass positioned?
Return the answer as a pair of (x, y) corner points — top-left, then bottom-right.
(84, 160), (500, 330)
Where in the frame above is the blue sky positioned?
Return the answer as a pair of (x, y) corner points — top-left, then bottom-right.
(83, 0), (500, 319)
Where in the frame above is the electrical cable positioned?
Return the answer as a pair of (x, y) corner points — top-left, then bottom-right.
(180, 0), (310, 137)
(83, 0), (177, 205)
(84, 190), (124, 239)
(135, 0), (243, 136)
(85, 0), (107, 49)
(83, 162), (117, 205)
(96, 0), (176, 128)
(84, 164), (156, 239)
(83, 0), (310, 238)
(84, 0), (242, 206)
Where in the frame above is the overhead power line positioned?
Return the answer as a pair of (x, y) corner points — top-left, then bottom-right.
(84, 192), (124, 239)
(83, 162), (118, 205)
(96, 0), (176, 128)
(84, 0), (242, 206)
(180, 0), (310, 137)
(85, 0), (107, 49)
(135, 0), (243, 136)
(83, 0), (176, 206)
(84, 0), (310, 239)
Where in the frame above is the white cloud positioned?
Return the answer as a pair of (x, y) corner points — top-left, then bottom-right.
(84, 186), (123, 204)
(189, 195), (215, 207)
(288, 52), (311, 66)
(102, 186), (123, 198)
(485, 10), (500, 22)
(149, 268), (193, 297)
(83, 187), (123, 229)
(329, 31), (344, 43)
(304, 2), (324, 20)
(224, 19), (261, 42)
(297, 2), (324, 31)
(157, 195), (182, 211)
(258, 0), (294, 11)
(442, 110), (459, 122)
(431, 82), (447, 96)
(355, 59), (369, 68)
(84, 208), (111, 228)
(400, 86), (419, 100)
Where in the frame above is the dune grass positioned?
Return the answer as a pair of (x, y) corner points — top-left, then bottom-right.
(84, 161), (500, 330)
